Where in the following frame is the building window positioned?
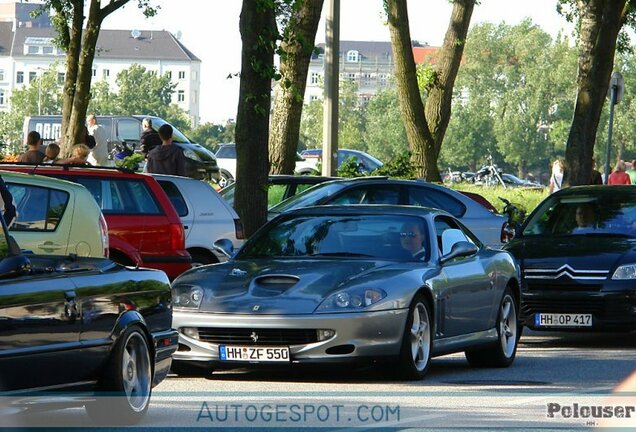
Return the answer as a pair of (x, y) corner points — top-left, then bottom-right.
(178, 90), (185, 102)
(58, 72), (65, 84)
(92, 69), (97, 77)
(103, 69), (110, 79)
(310, 95), (319, 101)
(16, 71), (23, 84)
(43, 46), (53, 55)
(0, 70), (4, 81)
(379, 74), (387, 86)
(27, 45), (39, 54)
(346, 50), (359, 63)
(29, 72), (36, 82)
(310, 72), (319, 85)
(362, 73), (372, 86)
(166, 71), (172, 79)
(347, 73), (356, 82)
(178, 71), (186, 80)
(0, 91), (4, 106)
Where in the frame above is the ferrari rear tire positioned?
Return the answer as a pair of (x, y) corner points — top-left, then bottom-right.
(85, 326), (152, 425)
(465, 288), (518, 368)
(395, 294), (432, 380)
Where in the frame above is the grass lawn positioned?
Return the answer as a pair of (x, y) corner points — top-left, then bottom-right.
(450, 183), (548, 217)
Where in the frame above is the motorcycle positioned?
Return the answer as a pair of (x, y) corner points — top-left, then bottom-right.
(473, 153), (506, 188)
(499, 196), (526, 240)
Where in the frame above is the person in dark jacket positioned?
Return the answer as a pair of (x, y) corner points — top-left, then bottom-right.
(0, 176), (16, 228)
(146, 124), (186, 176)
(140, 117), (162, 157)
(18, 131), (45, 164)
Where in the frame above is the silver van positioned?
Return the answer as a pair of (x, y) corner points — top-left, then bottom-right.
(23, 115), (220, 181)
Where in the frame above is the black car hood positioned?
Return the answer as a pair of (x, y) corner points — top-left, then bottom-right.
(176, 258), (414, 314)
(505, 235), (636, 271)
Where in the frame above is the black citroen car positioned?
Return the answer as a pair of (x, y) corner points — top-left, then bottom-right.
(504, 186), (636, 331)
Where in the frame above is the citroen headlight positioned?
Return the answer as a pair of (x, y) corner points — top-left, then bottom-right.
(172, 285), (204, 309)
(612, 264), (636, 280)
(316, 288), (386, 313)
(182, 149), (201, 161)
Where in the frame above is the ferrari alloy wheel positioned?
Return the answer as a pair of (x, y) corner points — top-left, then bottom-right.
(465, 287), (518, 368)
(396, 294), (432, 380)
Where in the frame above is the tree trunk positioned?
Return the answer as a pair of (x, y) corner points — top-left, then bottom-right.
(65, 0), (103, 149)
(58, 0), (83, 157)
(386, 0), (433, 179)
(234, 1), (277, 237)
(269, 0), (324, 175)
(387, 0), (474, 182)
(58, 0), (131, 154)
(564, 0), (627, 186)
(424, 0), (475, 182)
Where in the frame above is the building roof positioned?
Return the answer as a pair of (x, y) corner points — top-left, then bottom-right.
(315, 41), (394, 62)
(8, 27), (200, 62)
(0, 21), (12, 56)
(413, 46), (439, 65)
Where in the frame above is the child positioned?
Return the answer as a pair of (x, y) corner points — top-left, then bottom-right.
(55, 144), (91, 165)
(43, 143), (60, 163)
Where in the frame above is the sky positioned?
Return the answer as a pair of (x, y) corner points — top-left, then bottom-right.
(104, 0), (574, 124)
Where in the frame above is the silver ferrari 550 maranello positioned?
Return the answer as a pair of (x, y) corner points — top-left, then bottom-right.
(171, 205), (521, 379)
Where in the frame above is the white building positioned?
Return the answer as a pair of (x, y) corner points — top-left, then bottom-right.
(305, 40), (437, 105)
(0, 3), (201, 126)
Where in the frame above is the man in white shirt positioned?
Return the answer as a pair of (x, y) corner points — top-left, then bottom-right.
(86, 114), (109, 166)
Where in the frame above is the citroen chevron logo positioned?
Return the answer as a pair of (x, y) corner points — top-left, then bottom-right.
(525, 264), (608, 281)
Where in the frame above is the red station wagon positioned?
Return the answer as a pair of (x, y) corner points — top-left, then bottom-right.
(0, 164), (191, 279)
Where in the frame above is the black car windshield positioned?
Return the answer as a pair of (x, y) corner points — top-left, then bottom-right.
(238, 214), (430, 262)
(523, 192), (636, 237)
(268, 182), (347, 214)
(147, 117), (190, 144)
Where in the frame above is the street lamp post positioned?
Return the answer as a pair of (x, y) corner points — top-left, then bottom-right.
(36, 67), (44, 115)
(604, 71), (624, 183)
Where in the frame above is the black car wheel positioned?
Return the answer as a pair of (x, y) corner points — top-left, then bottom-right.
(86, 326), (152, 425)
(396, 294), (432, 380)
(465, 288), (518, 368)
(189, 250), (218, 268)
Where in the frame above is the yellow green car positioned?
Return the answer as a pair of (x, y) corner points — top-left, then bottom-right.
(1, 170), (108, 257)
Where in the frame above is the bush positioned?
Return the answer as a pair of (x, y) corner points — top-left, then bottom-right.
(451, 183), (548, 216)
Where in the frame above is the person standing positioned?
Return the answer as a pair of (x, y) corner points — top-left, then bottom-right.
(146, 124), (186, 176)
(608, 160), (632, 185)
(627, 160), (636, 184)
(590, 158), (603, 185)
(548, 159), (564, 194)
(86, 114), (108, 166)
(18, 131), (45, 163)
(140, 117), (162, 157)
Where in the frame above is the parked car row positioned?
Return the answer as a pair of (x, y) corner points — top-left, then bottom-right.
(2, 164), (633, 425)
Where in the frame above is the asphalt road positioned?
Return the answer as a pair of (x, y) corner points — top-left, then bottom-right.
(12, 331), (636, 430)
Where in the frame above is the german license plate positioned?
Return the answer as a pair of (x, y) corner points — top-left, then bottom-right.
(219, 345), (290, 362)
(535, 313), (592, 327)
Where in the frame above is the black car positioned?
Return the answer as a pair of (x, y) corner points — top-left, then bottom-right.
(504, 186), (636, 331)
(0, 217), (178, 423)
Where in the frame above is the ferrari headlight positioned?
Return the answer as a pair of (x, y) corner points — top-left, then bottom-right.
(182, 149), (201, 161)
(612, 264), (636, 280)
(315, 288), (386, 313)
(172, 285), (204, 309)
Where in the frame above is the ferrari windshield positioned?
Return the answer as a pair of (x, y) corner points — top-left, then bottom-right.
(238, 214), (430, 262)
(523, 191), (636, 237)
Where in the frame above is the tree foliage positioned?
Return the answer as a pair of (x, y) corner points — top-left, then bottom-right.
(39, 0), (158, 155)
(87, 64), (190, 130)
